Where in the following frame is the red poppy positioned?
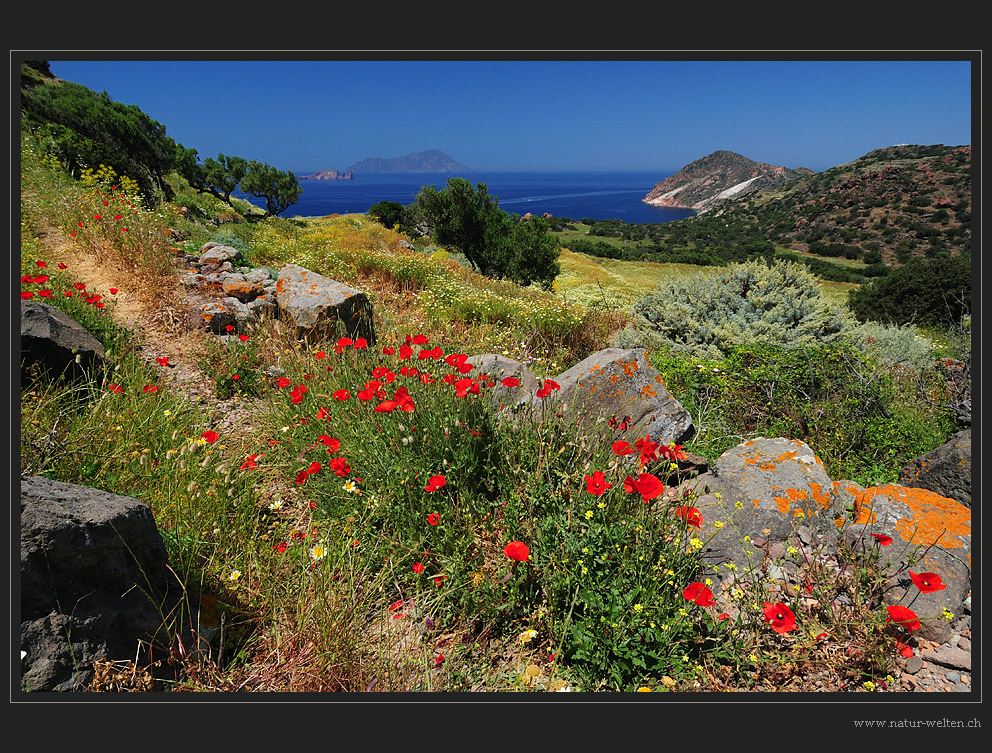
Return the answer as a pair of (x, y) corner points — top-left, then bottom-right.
(373, 366), (396, 383)
(58, 263), (68, 269)
(612, 440), (635, 456)
(107, 384), (124, 394)
(295, 470), (310, 484)
(155, 356), (171, 366)
(427, 513), (440, 526)
(143, 385), (158, 393)
(354, 338), (368, 349)
(535, 378), (561, 399)
(398, 344), (413, 360)
(454, 377), (480, 398)
(63, 291), (73, 297)
(410, 334), (429, 345)
(33, 275), (50, 283)
(424, 475), (446, 492)
(718, 613), (731, 621)
(502, 376), (520, 387)
(382, 346), (395, 355)
(886, 605), (921, 633)
(114, 214), (122, 220)
(314, 351), (326, 359)
(635, 436), (659, 466)
(393, 386), (415, 412)
(895, 639), (914, 658)
(623, 473), (664, 503)
(109, 288), (118, 295)
(241, 454), (261, 470)
(317, 435), (341, 453)
(909, 571), (947, 594)
(682, 582), (717, 607)
(504, 541), (530, 562)
(272, 541), (288, 553)
(327, 457), (351, 477)
(413, 562), (425, 574)
(201, 430), (219, 443)
(225, 325), (234, 333)
(658, 443), (687, 461)
(238, 334), (249, 342)
(306, 461), (321, 475)
(333, 389), (350, 401)
(335, 337), (353, 353)
(445, 353), (467, 368)
(762, 601), (798, 633)
(673, 506), (703, 528)
(274, 377), (292, 388)
(20, 291), (33, 299)
(871, 533), (894, 546)
(35, 260), (47, 268)
(584, 470), (612, 496)
(37, 290), (52, 298)
(374, 400), (397, 413)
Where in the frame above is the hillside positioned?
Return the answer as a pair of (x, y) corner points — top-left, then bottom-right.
(347, 149), (471, 173)
(642, 150), (813, 213)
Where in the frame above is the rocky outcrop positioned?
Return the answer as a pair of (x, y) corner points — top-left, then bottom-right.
(643, 150), (813, 214)
(274, 264), (376, 346)
(20, 300), (106, 384)
(346, 149), (471, 174)
(298, 169), (354, 180)
(20, 475), (193, 691)
(898, 429), (971, 507)
(844, 483), (971, 643)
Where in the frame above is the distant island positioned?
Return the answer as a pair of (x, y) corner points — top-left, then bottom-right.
(346, 149), (471, 174)
(298, 169), (354, 181)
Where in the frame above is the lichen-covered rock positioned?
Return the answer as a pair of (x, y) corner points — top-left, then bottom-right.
(898, 429), (971, 507)
(531, 348), (694, 446)
(220, 274), (266, 303)
(197, 241), (243, 267)
(672, 438), (843, 573)
(275, 264), (376, 345)
(844, 483), (970, 642)
(200, 297), (250, 334)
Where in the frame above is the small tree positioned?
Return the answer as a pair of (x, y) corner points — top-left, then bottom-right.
(239, 160), (302, 216)
(413, 177), (560, 288)
(201, 153), (249, 206)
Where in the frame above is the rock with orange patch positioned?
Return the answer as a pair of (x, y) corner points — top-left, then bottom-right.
(220, 274), (266, 303)
(465, 354), (541, 409)
(275, 264), (376, 345)
(197, 241), (243, 268)
(844, 483), (970, 642)
(671, 437), (843, 575)
(530, 347), (693, 446)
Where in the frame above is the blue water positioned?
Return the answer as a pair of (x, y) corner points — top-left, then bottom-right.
(234, 171), (696, 225)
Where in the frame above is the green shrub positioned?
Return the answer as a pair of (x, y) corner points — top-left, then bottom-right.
(616, 259), (851, 360)
(847, 254), (971, 327)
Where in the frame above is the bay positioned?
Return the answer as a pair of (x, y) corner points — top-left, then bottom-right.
(234, 171), (697, 225)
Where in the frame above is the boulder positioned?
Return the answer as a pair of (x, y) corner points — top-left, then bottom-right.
(672, 438), (844, 574)
(197, 241), (243, 267)
(200, 297), (251, 334)
(844, 483), (971, 643)
(20, 475), (193, 691)
(220, 274), (266, 303)
(274, 264), (376, 345)
(20, 300), (106, 384)
(465, 354), (541, 409)
(531, 348), (694, 446)
(898, 429), (971, 507)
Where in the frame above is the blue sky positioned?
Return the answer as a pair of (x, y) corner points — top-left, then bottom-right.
(44, 57), (973, 174)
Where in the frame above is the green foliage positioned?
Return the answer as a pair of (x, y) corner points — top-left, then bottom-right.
(617, 259), (852, 360)
(368, 200), (409, 231)
(201, 154), (250, 206)
(847, 254), (971, 328)
(21, 75), (178, 205)
(239, 160), (303, 216)
(650, 341), (957, 485)
(412, 178), (561, 290)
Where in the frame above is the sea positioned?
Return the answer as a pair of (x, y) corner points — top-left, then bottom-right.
(234, 171), (696, 225)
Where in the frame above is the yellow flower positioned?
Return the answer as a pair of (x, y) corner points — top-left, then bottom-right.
(636, 687), (652, 692)
(863, 681), (875, 692)
(518, 629), (538, 644)
(714, 520), (724, 529)
(268, 500), (283, 511)
(584, 510), (594, 520)
(597, 501), (605, 509)
(228, 570), (241, 582)
(942, 608), (955, 621)
(735, 501), (744, 509)
(787, 546), (798, 556)
(343, 480), (358, 493)
(633, 603), (644, 613)
(310, 543), (326, 561)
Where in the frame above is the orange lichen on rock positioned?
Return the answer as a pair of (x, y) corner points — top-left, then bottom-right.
(640, 384), (657, 398)
(855, 484), (970, 550)
(808, 482), (831, 510)
(773, 450), (798, 464)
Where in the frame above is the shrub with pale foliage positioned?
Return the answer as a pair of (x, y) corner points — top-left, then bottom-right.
(615, 259), (852, 359)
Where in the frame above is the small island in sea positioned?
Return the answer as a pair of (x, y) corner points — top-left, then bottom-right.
(298, 169), (354, 180)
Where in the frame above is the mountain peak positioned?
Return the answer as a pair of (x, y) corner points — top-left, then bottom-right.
(643, 151), (811, 213)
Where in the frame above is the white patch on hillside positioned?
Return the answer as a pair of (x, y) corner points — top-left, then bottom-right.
(714, 176), (760, 201)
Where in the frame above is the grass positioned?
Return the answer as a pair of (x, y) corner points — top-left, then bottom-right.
(18, 138), (963, 694)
